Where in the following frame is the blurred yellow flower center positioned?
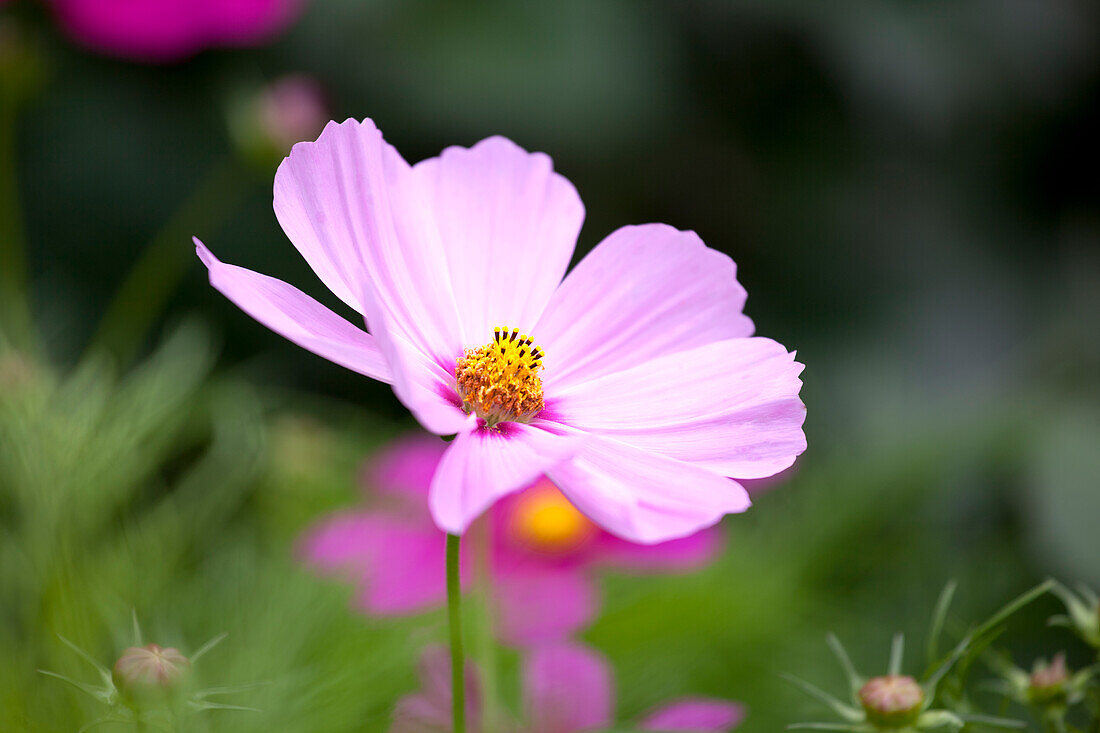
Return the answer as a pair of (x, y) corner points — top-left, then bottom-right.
(511, 482), (595, 554)
(455, 327), (545, 427)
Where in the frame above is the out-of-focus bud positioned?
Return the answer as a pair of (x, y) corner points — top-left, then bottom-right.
(0, 15), (45, 103)
(0, 351), (34, 390)
(1027, 654), (1070, 706)
(858, 675), (925, 729)
(230, 75), (329, 170)
(112, 644), (190, 702)
(1049, 583), (1100, 649)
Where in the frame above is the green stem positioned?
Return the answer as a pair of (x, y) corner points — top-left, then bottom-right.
(447, 533), (466, 733)
(0, 92), (33, 349)
(90, 159), (250, 364)
(472, 521), (500, 733)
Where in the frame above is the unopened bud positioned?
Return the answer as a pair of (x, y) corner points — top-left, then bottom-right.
(858, 675), (925, 729)
(0, 16), (45, 102)
(230, 75), (329, 169)
(1027, 653), (1069, 706)
(0, 351), (34, 391)
(113, 644), (190, 702)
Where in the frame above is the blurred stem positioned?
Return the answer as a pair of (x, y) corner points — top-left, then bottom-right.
(0, 93), (33, 349)
(447, 533), (466, 733)
(91, 159), (249, 364)
(472, 521), (501, 732)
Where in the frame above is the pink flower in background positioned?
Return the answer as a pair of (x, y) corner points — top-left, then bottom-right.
(391, 643), (744, 732)
(302, 436), (722, 645)
(47, 0), (303, 62)
(198, 117), (806, 544)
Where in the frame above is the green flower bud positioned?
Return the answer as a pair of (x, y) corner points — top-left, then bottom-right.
(858, 675), (925, 729)
(1027, 654), (1069, 706)
(112, 644), (190, 703)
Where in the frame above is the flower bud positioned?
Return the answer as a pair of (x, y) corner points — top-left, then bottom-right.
(858, 675), (925, 729)
(112, 644), (190, 702)
(1027, 654), (1069, 706)
(0, 15), (45, 102)
(0, 351), (34, 391)
(230, 75), (329, 169)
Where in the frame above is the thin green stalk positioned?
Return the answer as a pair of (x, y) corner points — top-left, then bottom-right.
(472, 521), (501, 732)
(447, 533), (466, 733)
(91, 159), (250, 364)
(0, 95), (33, 348)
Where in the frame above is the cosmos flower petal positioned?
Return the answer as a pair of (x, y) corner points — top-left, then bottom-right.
(551, 338), (806, 479)
(274, 118), (464, 364)
(299, 512), (450, 614)
(535, 224), (754, 389)
(639, 698), (746, 731)
(392, 646), (482, 733)
(50, 0), (301, 62)
(412, 136), (584, 340)
(595, 526), (724, 571)
(494, 571), (598, 645)
(355, 276), (469, 436)
(525, 643), (613, 733)
(366, 435), (447, 502)
(195, 239), (391, 382)
(429, 419), (583, 535)
(548, 434), (751, 544)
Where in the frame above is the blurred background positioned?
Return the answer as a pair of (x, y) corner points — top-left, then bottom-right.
(1, 0), (1099, 731)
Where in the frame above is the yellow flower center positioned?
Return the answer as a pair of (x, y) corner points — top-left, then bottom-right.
(509, 481), (595, 554)
(455, 327), (545, 427)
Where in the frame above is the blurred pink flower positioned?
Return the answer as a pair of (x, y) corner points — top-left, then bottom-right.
(256, 75), (327, 150)
(46, 0), (303, 62)
(301, 435), (723, 645)
(391, 643), (744, 733)
(198, 117), (806, 543)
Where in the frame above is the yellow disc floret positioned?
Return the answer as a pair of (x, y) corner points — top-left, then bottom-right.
(510, 481), (595, 554)
(455, 327), (545, 427)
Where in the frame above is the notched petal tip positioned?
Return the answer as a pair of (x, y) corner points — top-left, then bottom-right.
(193, 237), (216, 268)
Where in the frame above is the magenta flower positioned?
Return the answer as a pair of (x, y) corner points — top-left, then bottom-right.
(197, 117), (806, 543)
(392, 643), (744, 733)
(46, 0), (303, 62)
(301, 435), (722, 645)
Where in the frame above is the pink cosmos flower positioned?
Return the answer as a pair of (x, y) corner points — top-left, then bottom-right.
(197, 117), (806, 544)
(46, 0), (303, 62)
(391, 643), (745, 733)
(301, 435), (723, 645)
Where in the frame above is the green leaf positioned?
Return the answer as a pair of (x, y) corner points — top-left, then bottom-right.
(826, 633), (864, 699)
(926, 580), (958, 667)
(889, 633), (905, 676)
(780, 674), (865, 723)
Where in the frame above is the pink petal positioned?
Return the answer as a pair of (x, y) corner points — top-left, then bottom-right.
(639, 698), (746, 731)
(494, 570), (598, 646)
(547, 434), (751, 544)
(535, 225), (754, 390)
(595, 526), (724, 572)
(412, 137), (584, 342)
(273, 118), (464, 367)
(366, 435), (446, 500)
(50, 0), (301, 62)
(195, 239), (391, 383)
(524, 643), (612, 733)
(392, 646), (482, 733)
(550, 338), (806, 479)
(299, 512), (448, 614)
(429, 419), (582, 535)
(359, 288), (469, 436)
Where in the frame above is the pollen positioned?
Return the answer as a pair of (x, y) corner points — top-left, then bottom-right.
(455, 327), (546, 427)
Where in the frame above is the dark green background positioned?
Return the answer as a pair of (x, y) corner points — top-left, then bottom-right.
(2, 1), (1098, 731)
